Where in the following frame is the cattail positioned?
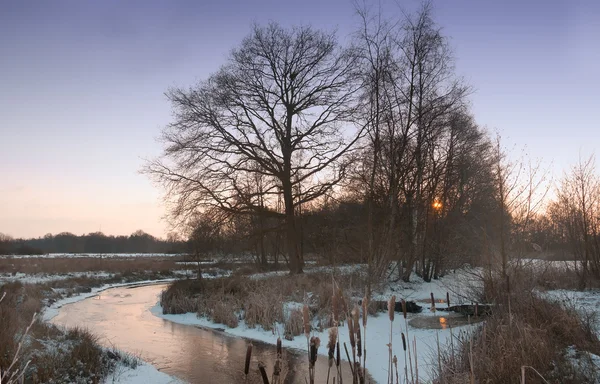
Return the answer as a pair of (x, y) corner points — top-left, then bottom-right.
(352, 305), (360, 332)
(303, 304), (310, 337)
(244, 343), (253, 376)
(338, 288), (348, 316)
(388, 295), (396, 322)
(258, 361), (270, 384)
(356, 325), (362, 358)
(276, 337), (282, 356)
(401, 299), (407, 319)
(327, 328), (337, 366)
(430, 292), (436, 313)
(336, 341), (341, 367)
(401, 333), (407, 351)
(446, 292), (451, 309)
(309, 336), (321, 365)
(347, 313), (355, 348)
(362, 295), (369, 327)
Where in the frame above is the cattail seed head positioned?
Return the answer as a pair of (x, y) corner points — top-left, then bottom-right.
(401, 332), (407, 351)
(244, 343), (253, 376)
(401, 299), (407, 319)
(309, 336), (321, 365)
(446, 292), (451, 308)
(347, 315), (355, 348)
(338, 288), (348, 316)
(356, 326), (362, 358)
(336, 341), (341, 367)
(276, 337), (282, 356)
(352, 305), (360, 332)
(430, 292), (436, 313)
(303, 304), (310, 337)
(327, 328), (337, 365)
(388, 295), (396, 322)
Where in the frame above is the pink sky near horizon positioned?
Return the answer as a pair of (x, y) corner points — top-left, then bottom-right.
(1, 0), (598, 239)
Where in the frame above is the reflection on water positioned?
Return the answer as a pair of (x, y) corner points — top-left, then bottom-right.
(408, 314), (483, 330)
(439, 317), (447, 330)
(51, 284), (360, 384)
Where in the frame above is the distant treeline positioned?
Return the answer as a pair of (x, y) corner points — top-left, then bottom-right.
(0, 231), (187, 255)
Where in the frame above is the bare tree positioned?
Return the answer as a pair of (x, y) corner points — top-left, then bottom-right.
(188, 210), (223, 279)
(549, 155), (600, 287)
(146, 23), (364, 274)
(352, 2), (471, 281)
(491, 135), (551, 280)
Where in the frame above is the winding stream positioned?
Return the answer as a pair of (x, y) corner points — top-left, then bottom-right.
(50, 283), (359, 384)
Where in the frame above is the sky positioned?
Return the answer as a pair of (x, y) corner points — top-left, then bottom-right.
(1, 0), (598, 239)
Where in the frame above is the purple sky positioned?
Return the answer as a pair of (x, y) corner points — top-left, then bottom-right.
(1, 0), (598, 239)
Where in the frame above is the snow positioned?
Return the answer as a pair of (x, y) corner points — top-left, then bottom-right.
(249, 263), (363, 280)
(104, 361), (183, 384)
(373, 267), (483, 305)
(0, 271), (114, 284)
(151, 269), (481, 384)
(564, 345), (600, 383)
(1, 253), (182, 259)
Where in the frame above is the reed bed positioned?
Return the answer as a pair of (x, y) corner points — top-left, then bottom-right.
(434, 279), (600, 384)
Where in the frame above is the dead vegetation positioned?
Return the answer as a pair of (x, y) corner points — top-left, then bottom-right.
(435, 267), (600, 384)
(0, 275), (149, 383)
(0, 255), (193, 276)
(160, 270), (371, 336)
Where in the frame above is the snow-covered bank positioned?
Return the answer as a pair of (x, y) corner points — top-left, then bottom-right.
(151, 269), (482, 384)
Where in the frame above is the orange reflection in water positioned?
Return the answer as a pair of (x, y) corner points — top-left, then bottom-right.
(439, 317), (448, 330)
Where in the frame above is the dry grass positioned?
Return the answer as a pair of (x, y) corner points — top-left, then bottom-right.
(244, 291), (284, 331)
(0, 256), (193, 276)
(161, 270), (370, 333)
(0, 275), (154, 382)
(435, 272), (600, 384)
(284, 308), (304, 340)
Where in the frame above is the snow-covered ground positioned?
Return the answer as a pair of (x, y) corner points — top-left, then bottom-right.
(0, 271), (115, 284)
(0, 253), (182, 259)
(0, 269), (230, 285)
(151, 268), (483, 384)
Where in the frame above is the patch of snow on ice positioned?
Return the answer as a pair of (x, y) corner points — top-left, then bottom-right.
(103, 361), (183, 384)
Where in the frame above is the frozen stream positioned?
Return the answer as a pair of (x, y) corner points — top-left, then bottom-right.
(50, 283), (359, 383)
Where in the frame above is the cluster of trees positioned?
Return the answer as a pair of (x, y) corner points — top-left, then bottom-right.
(145, 2), (597, 282)
(0, 230), (186, 255)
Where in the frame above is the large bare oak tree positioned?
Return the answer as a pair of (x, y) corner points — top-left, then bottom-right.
(146, 23), (364, 274)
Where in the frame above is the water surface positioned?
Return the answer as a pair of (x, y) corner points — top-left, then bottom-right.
(51, 283), (360, 384)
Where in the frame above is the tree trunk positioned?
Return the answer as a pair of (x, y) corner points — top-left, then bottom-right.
(283, 180), (303, 274)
